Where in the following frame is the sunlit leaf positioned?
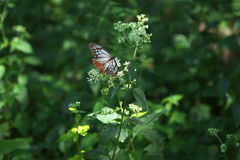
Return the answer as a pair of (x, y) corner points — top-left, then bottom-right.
(10, 37), (33, 54)
(17, 74), (28, 85)
(0, 65), (6, 79)
(131, 111), (148, 118)
(77, 125), (89, 136)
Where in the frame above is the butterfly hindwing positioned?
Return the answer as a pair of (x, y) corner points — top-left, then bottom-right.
(89, 43), (118, 77)
(104, 57), (118, 77)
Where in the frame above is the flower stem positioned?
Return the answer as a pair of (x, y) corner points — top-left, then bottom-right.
(112, 93), (125, 160)
(133, 42), (138, 61)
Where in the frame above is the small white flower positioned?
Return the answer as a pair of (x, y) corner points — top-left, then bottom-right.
(124, 109), (129, 115)
(115, 58), (121, 67)
(129, 103), (142, 113)
(87, 69), (100, 84)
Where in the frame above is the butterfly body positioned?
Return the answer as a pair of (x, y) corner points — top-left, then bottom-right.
(89, 43), (118, 77)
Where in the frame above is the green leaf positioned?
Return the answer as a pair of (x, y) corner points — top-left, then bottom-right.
(0, 138), (30, 155)
(233, 19), (240, 32)
(133, 112), (163, 137)
(10, 37), (33, 54)
(0, 122), (9, 135)
(23, 56), (42, 66)
(89, 82), (101, 96)
(169, 111), (186, 125)
(13, 84), (28, 107)
(118, 126), (128, 142)
(96, 112), (120, 123)
(114, 148), (129, 160)
(68, 155), (85, 160)
(91, 107), (121, 123)
(141, 112), (163, 126)
(231, 101), (240, 127)
(131, 111), (148, 118)
(57, 131), (75, 142)
(77, 125), (89, 136)
(75, 114), (81, 123)
(17, 74), (28, 85)
(0, 65), (6, 79)
(190, 104), (211, 122)
(161, 94), (183, 106)
(84, 146), (108, 159)
(110, 85), (120, 100)
(101, 124), (119, 142)
(133, 88), (148, 111)
(224, 136), (240, 160)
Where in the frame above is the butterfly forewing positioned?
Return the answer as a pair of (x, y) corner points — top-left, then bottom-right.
(89, 43), (118, 77)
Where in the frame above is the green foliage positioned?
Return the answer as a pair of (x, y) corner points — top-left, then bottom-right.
(0, 0), (240, 159)
(208, 128), (240, 160)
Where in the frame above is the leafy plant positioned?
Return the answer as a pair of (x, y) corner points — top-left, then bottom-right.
(208, 128), (240, 160)
(58, 14), (167, 160)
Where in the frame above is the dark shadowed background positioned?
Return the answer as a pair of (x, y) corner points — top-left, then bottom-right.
(1, 0), (240, 159)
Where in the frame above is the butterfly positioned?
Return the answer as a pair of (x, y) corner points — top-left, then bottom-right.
(88, 43), (118, 77)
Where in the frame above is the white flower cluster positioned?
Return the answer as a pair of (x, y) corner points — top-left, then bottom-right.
(123, 109), (129, 115)
(87, 69), (101, 84)
(114, 14), (152, 44)
(129, 103), (142, 113)
(117, 61), (131, 84)
(123, 61), (130, 72)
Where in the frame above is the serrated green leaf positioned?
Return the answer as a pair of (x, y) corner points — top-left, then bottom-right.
(114, 149), (129, 160)
(141, 112), (163, 126)
(132, 112), (163, 138)
(101, 124), (119, 142)
(84, 146), (107, 159)
(133, 88), (148, 111)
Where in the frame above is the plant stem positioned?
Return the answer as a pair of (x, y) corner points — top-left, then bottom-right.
(77, 135), (80, 154)
(215, 134), (223, 144)
(133, 42), (138, 60)
(1, 0), (8, 41)
(122, 31), (132, 46)
(111, 93), (125, 160)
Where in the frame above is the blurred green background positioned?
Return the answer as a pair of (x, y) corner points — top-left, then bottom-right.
(1, 0), (240, 159)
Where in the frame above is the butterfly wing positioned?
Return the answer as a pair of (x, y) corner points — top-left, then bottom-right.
(89, 43), (118, 77)
(103, 57), (118, 77)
